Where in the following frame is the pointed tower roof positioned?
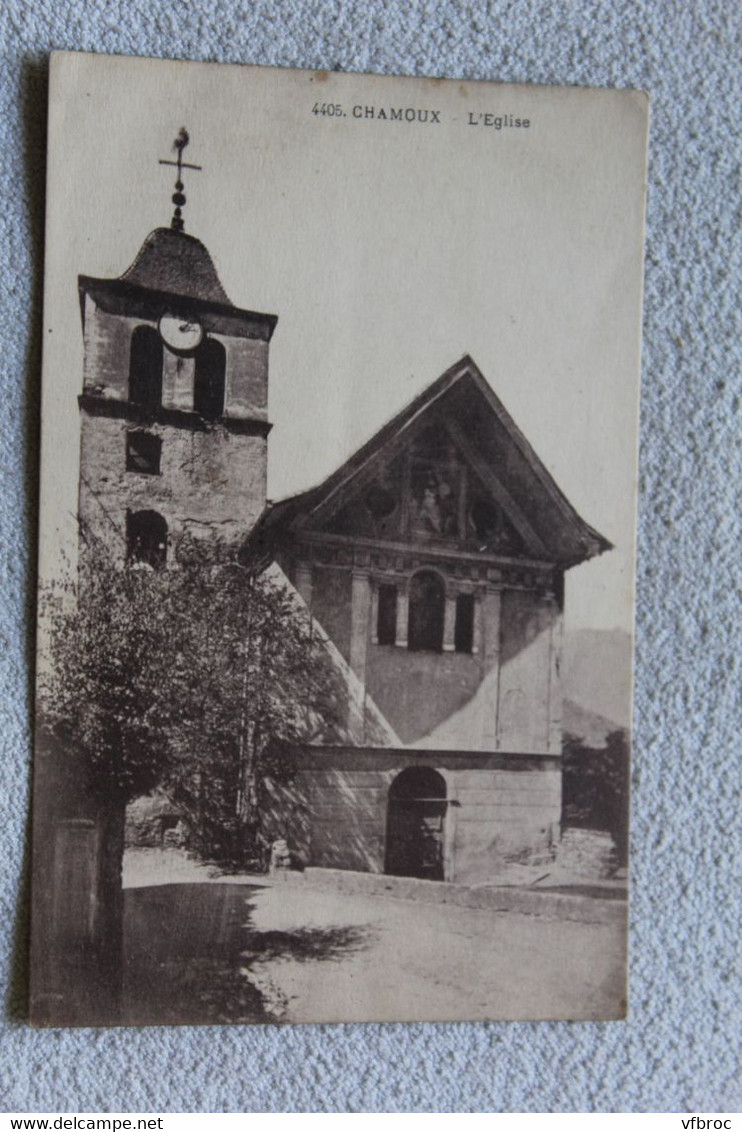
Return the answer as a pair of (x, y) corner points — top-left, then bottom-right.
(77, 129), (277, 341)
(119, 227), (232, 306)
(78, 227), (277, 341)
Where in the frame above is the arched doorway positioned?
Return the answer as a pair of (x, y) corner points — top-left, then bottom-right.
(385, 767), (447, 881)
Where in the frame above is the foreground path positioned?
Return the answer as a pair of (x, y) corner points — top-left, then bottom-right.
(123, 880), (269, 1025)
(244, 883), (626, 1023)
(122, 850), (626, 1025)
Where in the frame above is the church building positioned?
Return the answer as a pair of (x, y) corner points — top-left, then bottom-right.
(75, 153), (610, 887)
(247, 356), (610, 884)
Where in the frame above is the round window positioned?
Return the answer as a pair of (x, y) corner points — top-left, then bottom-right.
(365, 484), (397, 519)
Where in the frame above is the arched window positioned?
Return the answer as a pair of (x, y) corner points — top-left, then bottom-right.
(126, 510), (167, 570)
(407, 570), (445, 652)
(194, 337), (226, 420)
(129, 326), (163, 412)
(454, 593), (475, 654)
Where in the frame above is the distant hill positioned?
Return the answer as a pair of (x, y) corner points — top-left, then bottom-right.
(562, 698), (622, 748)
(562, 628), (633, 738)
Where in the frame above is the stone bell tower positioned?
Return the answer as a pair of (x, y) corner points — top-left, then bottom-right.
(76, 130), (277, 566)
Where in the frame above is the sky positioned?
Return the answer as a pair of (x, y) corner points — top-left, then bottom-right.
(39, 53), (648, 633)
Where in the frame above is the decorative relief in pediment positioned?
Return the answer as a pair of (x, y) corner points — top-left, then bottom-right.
(323, 422), (528, 557)
(328, 455), (406, 541)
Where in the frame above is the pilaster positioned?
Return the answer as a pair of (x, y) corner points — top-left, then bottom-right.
(349, 570), (371, 682)
(547, 596), (564, 754)
(369, 581), (379, 645)
(349, 569), (371, 741)
(442, 590), (457, 652)
(481, 585), (502, 751)
(395, 582), (409, 648)
(472, 589), (482, 656)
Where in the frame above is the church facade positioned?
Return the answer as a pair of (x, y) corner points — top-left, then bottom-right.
(248, 357), (610, 884)
(76, 214), (610, 887)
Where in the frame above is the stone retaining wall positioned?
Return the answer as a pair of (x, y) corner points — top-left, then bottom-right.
(272, 865), (626, 925)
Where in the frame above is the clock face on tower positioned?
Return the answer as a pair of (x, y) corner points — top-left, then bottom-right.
(157, 313), (204, 353)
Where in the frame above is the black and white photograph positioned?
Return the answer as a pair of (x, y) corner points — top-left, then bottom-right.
(31, 52), (648, 1027)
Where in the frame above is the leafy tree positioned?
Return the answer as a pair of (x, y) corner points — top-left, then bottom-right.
(34, 535), (340, 1023)
(37, 537), (339, 866)
(158, 544), (341, 864)
(561, 728), (630, 865)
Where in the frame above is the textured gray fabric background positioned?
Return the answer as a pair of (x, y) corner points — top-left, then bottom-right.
(1, 0), (740, 1113)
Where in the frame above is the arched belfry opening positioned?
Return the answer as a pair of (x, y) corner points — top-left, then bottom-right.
(385, 767), (447, 881)
(129, 325), (163, 412)
(408, 569), (445, 652)
(194, 336), (226, 420)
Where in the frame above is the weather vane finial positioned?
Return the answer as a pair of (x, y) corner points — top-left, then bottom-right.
(158, 128), (202, 233)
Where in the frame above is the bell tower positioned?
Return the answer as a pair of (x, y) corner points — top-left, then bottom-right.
(76, 130), (277, 566)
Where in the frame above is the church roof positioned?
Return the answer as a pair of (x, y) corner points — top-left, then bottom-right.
(118, 227), (232, 305)
(246, 355), (612, 570)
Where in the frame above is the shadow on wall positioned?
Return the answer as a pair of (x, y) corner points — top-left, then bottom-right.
(122, 882), (373, 1026)
(309, 768), (395, 874)
(263, 768), (396, 874)
(264, 765), (455, 881)
(261, 775), (313, 866)
(367, 589), (560, 750)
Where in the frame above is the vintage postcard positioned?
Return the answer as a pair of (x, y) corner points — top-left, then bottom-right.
(31, 52), (648, 1026)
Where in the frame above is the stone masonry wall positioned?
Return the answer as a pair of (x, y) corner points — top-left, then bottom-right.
(451, 766), (561, 885)
(78, 412), (267, 559)
(265, 752), (561, 884)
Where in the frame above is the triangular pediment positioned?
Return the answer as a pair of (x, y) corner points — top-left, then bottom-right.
(245, 356), (611, 569)
(317, 419), (535, 557)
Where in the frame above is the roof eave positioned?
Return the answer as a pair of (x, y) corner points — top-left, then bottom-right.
(77, 274), (279, 339)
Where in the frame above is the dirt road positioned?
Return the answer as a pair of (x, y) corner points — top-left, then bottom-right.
(122, 850), (626, 1025)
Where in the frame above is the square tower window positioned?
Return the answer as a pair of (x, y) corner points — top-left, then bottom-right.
(126, 431), (162, 475)
(377, 584), (398, 645)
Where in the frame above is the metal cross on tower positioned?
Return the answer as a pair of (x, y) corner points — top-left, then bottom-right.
(158, 128), (202, 233)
